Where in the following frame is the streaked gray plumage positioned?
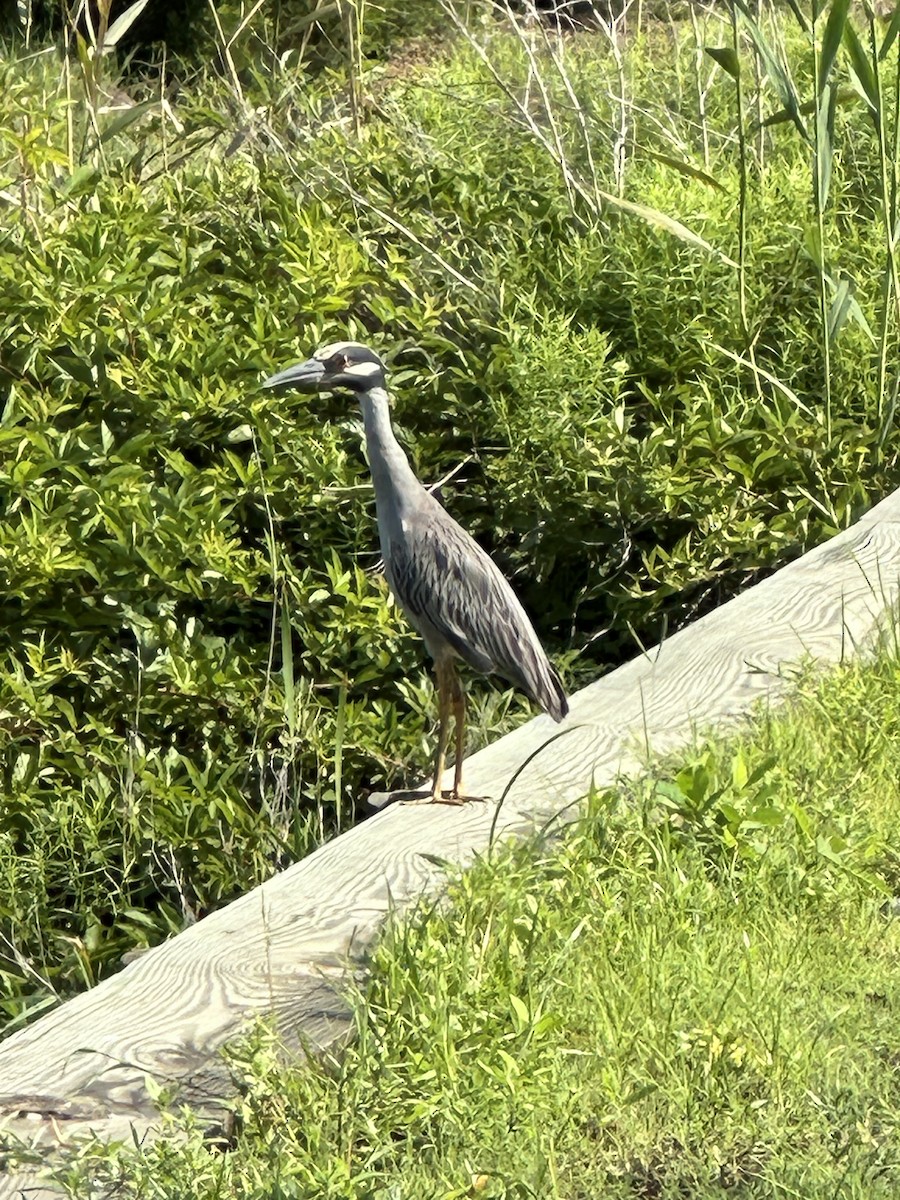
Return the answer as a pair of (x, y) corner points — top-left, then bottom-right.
(388, 504), (567, 719)
(263, 340), (568, 803)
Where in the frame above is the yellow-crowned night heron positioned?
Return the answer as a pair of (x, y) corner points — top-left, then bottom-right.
(264, 341), (568, 804)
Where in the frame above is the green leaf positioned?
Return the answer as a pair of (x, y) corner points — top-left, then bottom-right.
(745, 806), (785, 828)
(98, 101), (158, 146)
(803, 222), (823, 269)
(816, 833), (846, 864)
(746, 757), (778, 789)
(496, 1048), (520, 1078)
(642, 150), (726, 193)
(624, 1082), (660, 1105)
(49, 350), (95, 386)
(74, 30), (96, 90)
(843, 21), (879, 112)
(705, 46), (740, 79)
(731, 750), (748, 791)
(509, 994), (529, 1031)
(828, 276), (852, 340)
(792, 804), (814, 838)
(826, 272), (874, 342)
(417, 853), (455, 869)
(62, 164), (102, 197)
(756, 86), (861, 129)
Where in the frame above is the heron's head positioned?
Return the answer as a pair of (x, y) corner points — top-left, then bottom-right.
(262, 341), (386, 395)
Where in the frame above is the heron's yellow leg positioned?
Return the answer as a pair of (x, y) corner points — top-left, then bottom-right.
(400, 660), (475, 806)
(451, 670), (466, 799)
(430, 658), (454, 803)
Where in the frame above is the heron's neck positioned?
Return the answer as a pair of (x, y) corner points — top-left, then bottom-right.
(358, 386), (423, 513)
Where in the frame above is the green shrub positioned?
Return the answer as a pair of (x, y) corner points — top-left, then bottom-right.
(1, 0), (899, 1029)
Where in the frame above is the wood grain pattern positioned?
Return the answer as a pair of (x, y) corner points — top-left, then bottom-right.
(3, 486), (900, 1196)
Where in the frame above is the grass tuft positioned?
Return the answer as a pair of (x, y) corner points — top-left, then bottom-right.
(50, 632), (900, 1198)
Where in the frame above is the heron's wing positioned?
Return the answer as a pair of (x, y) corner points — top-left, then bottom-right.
(388, 504), (568, 720)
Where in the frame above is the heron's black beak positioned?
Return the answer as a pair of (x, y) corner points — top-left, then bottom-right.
(262, 358), (326, 391)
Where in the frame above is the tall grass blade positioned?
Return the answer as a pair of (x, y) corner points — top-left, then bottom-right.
(334, 682), (347, 834)
(815, 83), (836, 209)
(803, 222), (823, 269)
(827, 273), (874, 341)
(819, 0), (850, 89)
(488, 727), (578, 852)
(712, 343), (817, 419)
(810, 11), (834, 451)
(843, 21), (880, 112)
(878, 3), (900, 60)
(827, 276), (852, 340)
(597, 188), (737, 266)
(877, 374), (900, 449)
(822, 271), (874, 344)
(96, 100), (156, 145)
(782, 0), (812, 34)
(280, 597), (296, 741)
(734, 0), (807, 137)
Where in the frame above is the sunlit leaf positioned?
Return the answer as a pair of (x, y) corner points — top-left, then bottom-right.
(103, 0), (151, 50)
(596, 188), (736, 267)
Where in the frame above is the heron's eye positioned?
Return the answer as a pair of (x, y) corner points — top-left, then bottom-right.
(332, 354), (347, 370)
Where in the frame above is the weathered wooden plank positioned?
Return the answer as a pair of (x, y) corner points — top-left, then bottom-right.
(2, 486), (900, 1196)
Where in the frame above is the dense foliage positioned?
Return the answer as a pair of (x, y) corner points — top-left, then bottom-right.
(1, 0), (899, 1027)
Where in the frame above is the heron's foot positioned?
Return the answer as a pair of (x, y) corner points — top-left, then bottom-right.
(395, 788), (486, 807)
(409, 788), (467, 806)
(444, 779), (489, 805)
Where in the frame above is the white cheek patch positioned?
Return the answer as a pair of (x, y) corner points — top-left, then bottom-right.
(344, 361), (381, 378)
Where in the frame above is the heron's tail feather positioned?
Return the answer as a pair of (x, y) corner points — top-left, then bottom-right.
(539, 662), (569, 723)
